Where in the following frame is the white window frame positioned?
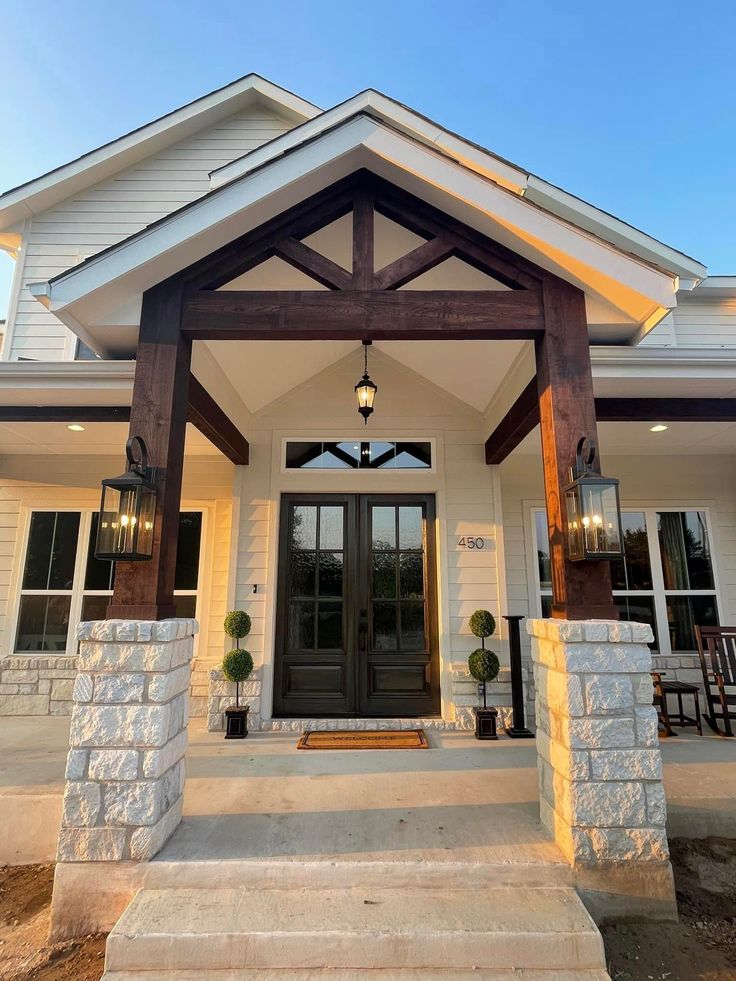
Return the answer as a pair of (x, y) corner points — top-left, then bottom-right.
(9, 507), (205, 657)
(529, 505), (723, 657)
(281, 437), (437, 474)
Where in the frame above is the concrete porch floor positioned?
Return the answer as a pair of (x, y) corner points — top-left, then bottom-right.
(0, 716), (735, 866)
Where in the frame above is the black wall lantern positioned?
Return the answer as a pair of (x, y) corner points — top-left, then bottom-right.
(564, 437), (624, 561)
(354, 340), (377, 424)
(95, 436), (158, 561)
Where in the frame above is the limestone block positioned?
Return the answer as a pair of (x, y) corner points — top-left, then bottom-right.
(73, 674), (94, 703)
(586, 826), (669, 862)
(142, 731), (188, 779)
(37, 679), (52, 695)
(62, 781), (101, 828)
(89, 749), (140, 781)
(590, 749), (662, 781)
(70, 703), (171, 749)
(583, 622), (610, 643)
(130, 797), (183, 860)
(103, 780), (164, 827)
(18, 684), (37, 694)
(563, 643), (652, 675)
(39, 669), (78, 679)
(583, 675), (634, 715)
(57, 827), (128, 862)
(635, 706), (659, 747)
(630, 622), (655, 644)
(528, 619), (584, 643)
(2, 669), (38, 683)
(568, 781), (646, 827)
(646, 784), (667, 826)
(536, 729), (590, 781)
(0, 694), (49, 715)
(535, 665), (584, 717)
(634, 674), (656, 704)
(148, 664), (191, 703)
(189, 696), (207, 717)
(93, 674), (145, 704)
(567, 717), (635, 750)
(78, 642), (174, 674)
(167, 693), (189, 739)
(51, 679), (76, 701)
(65, 749), (88, 780)
(607, 621), (633, 643)
(50, 701), (74, 716)
(0, 685), (19, 695)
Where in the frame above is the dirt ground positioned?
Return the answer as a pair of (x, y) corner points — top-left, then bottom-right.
(0, 865), (105, 981)
(603, 837), (736, 980)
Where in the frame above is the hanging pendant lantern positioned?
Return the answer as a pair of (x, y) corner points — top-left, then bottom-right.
(95, 436), (157, 561)
(354, 340), (377, 425)
(564, 436), (624, 561)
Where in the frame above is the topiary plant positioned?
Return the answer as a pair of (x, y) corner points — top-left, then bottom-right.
(467, 609), (498, 709)
(222, 647), (254, 708)
(224, 609), (252, 640)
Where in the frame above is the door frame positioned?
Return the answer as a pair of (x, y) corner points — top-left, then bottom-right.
(272, 491), (440, 718)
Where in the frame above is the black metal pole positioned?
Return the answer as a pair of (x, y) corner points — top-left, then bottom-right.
(503, 614), (534, 738)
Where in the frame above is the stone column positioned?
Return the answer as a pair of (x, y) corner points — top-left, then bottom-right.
(58, 618), (197, 863)
(528, 618), (676, 920)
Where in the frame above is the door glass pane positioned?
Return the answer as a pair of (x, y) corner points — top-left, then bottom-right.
(175, 512), (202, 590)
(614, 595), (658, 651)
(400, 601), (425, 649)
(318, 552), (343, 596)
(658, 511), (714, 590)
(666, 594), (718, 653)
(317, 602), (342, 649)
(291, 552), (316, 597)
(535, 512), (551, 590)
(319, 506), (344, 550)
(289, 601), (315, 650)
(291, 506), (317, 549)
(373, 553), (397, 599)
(399, 507), (423, 550)
(372, 507), (396, 549)
(610, 512), (651, 591)
(15, 594), (71, 652)
(399, 553), (424, 598)
(373, 602), (398, 650)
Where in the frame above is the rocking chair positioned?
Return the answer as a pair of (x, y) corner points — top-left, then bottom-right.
(694, 625), (736, 736)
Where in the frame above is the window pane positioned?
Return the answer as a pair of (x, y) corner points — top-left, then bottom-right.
(23, 513), (55, 588)
(23, 512), (79, 590)
(85, 513), (115, 590)
(611, 512), (651, 591)
(372, 507), (396, 549)
(317, 602), (342, 650)
(666, 594), (718, 653)
(81, 594), (110, 621)
(541, 594), (553, 618)
(175, 512), (202, 590)
(658, 511), (714, 590)
(399, 507), (422, 550)
(174, 595), (197, 618)
(284, 441), (431, 470)
(319, 506), (343, 550)
(535, 512), (551, 590)
(615, 595), (658, 651)
(291, 506), (317, 549)
(318, 552), (343, 596)
(373, 602), (398, 650)
(48, 513), (80, 589)
(15, 595), (71, 652)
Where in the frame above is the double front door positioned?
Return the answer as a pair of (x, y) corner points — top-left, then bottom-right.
(273, 493), (439, 717)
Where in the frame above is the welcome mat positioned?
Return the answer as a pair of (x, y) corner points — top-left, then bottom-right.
(296, 729), (429, 750)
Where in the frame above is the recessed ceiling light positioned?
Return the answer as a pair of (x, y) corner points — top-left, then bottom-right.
(67, 424), (85, 432)
(650, 424), (668, 433)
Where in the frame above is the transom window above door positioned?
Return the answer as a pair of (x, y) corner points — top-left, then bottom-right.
(13, 510), (203, 655)
(533, 507), (720, 655)
(284, 440), (432, 471)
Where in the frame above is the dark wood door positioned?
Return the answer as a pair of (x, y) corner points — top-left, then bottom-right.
(273, 493), (439, 718)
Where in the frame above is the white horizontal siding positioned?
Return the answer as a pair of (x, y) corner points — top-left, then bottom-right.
(8, 108), (294, 361)
(671, 298), (736, 347)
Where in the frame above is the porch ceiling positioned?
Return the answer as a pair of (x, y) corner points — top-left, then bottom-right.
(0, 421), (220, 457)
(516, 419), (736, 456)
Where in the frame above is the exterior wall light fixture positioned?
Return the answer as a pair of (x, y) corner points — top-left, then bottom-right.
(564, 436), (624, 561)
(95, 436), (158, 561)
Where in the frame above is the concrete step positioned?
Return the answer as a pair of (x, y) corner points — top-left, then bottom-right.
(104, 885), (607, 974)
(105, 971), (611, 980)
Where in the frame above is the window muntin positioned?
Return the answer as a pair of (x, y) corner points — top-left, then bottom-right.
(14, 510), (203, 654)
(284, 440), (432, 470)
(532, 507), (719, 655)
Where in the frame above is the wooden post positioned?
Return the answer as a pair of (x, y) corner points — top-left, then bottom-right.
(107, 284), (191, 620)
(535, 277), (617, 620)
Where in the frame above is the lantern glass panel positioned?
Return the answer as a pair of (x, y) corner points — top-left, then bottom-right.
(565, 489), (584, 560)
(137, 487), (156, 558)
(355, 380), (376, 411)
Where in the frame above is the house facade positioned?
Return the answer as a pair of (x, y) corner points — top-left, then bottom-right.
(0, 73), (733, 735)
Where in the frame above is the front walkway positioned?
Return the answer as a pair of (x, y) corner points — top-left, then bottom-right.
(1, 716), (734, 866)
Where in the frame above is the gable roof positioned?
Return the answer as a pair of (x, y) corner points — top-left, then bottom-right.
(0, 74), (320, 236)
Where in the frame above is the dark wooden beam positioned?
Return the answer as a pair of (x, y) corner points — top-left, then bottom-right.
(352, 193), (374, 290)
(374, 235), (455, 290)
(535, 278), (616, 621)
(485, 378), (538, 464)
(273, 237), (352, 291)
(0, 406), (131, 423)
(181, 290), (546, 341)
(595, 398), (736, 423)
(187, 375), (249, 466)
(108, 283), (191, 621)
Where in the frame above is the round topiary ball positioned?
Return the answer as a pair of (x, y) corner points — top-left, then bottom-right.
(222, 647), (254, 684)
(224, 610), (251, 640)
(468, 648), (500, 684)
(469, 609), (496, 639)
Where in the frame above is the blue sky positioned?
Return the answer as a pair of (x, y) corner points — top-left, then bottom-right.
(2, 0), (735, 317)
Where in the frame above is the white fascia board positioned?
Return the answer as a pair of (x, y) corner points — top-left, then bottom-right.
(0, 360), (135, 395)
(591, 346), (736, 380)
(210, 90), (530, 193)
(42, 116), (678, 333)
(685, 276), (736, 298)
(526, 176), (707, 283)
(0, 75), (321, 231)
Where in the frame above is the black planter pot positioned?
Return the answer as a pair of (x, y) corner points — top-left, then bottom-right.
(473, 706), (498, 740)
(225, 706), (249, 739)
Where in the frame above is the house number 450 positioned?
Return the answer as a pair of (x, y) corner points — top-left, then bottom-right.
(458, 536), (485, 549)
